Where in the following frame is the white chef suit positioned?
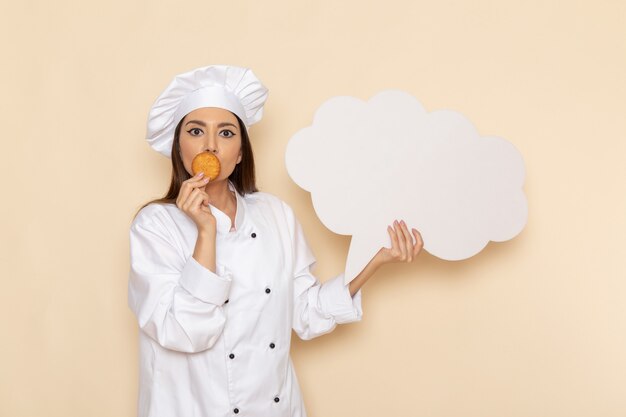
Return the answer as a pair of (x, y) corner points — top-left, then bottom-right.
(128, 183), (363, 417)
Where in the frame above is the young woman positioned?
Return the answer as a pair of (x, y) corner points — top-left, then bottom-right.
(128, 65), (423, 417)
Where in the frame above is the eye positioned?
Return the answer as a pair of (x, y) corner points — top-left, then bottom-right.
(220, 129), (236, 138)
(187, 128), (203, 136)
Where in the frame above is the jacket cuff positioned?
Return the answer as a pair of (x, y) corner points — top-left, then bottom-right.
(179, 256), (232, 305)
(319, 274), (363, 324)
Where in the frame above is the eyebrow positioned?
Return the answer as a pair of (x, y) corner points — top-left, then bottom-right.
(184, 120), (238, 129)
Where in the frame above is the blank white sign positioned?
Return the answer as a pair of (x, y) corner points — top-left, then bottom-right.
(285, 90), (528, 284)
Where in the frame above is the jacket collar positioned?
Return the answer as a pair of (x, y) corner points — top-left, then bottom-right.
(209, 181), (246, 234)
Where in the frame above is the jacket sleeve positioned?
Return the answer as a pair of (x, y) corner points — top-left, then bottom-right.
(128, 215), (231, 353)
(283, 202), (363, 340)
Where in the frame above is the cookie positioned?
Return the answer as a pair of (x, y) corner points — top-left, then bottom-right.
(191, 152), (221, 180)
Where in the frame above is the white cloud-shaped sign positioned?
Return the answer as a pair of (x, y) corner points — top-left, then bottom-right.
(285, 90), (527, 284)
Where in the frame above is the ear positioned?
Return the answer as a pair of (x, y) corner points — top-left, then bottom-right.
(236, 150), (242, 164)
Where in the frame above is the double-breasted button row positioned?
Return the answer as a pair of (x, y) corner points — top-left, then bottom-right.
(233, 397), (278, 415)
(230, 343), (274, 361)
(226, 286), (270, 303)
(230, 342), (275, 361)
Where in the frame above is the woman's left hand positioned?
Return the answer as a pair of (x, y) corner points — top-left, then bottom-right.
(374, 220), (424, 266)
(348, 220), (424, 296)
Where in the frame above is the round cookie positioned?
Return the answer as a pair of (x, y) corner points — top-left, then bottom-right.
(192, 152), (221, 180)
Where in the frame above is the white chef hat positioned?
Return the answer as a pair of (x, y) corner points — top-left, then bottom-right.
(146, 65), (269, 158)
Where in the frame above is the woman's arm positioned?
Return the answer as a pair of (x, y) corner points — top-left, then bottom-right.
(348, 220), (423, 297)
(128, 214), (230, 353)
(193, 228), (217, 272)
(283, 200), (423, 340)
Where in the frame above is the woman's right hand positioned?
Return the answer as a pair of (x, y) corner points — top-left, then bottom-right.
(176, 172), (216, 235)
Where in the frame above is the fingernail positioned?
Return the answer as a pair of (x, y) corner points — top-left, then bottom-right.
(196, 172), (204, 177)
(203, 178), (209, 182)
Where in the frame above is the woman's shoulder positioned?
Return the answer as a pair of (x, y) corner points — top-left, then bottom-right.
(244, 190), (290, 209)
(131, 201), (179, 230)
(244, 191), (297, 219)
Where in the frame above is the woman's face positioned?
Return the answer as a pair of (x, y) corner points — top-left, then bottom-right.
(178, 107), (243, 181)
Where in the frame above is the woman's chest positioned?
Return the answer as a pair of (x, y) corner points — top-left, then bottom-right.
(174, 208), (294, 310)
(219, 218), (288, 291)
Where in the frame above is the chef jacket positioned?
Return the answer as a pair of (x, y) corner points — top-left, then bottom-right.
(128, 184), (363, 417)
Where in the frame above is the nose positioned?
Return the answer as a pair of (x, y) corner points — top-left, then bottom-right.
(204, 129), (218, 154)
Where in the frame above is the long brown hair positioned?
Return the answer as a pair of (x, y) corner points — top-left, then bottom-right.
(134, 113), (257, 219)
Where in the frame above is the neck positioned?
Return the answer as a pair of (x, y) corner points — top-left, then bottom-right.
(203, 180), (235, 213)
